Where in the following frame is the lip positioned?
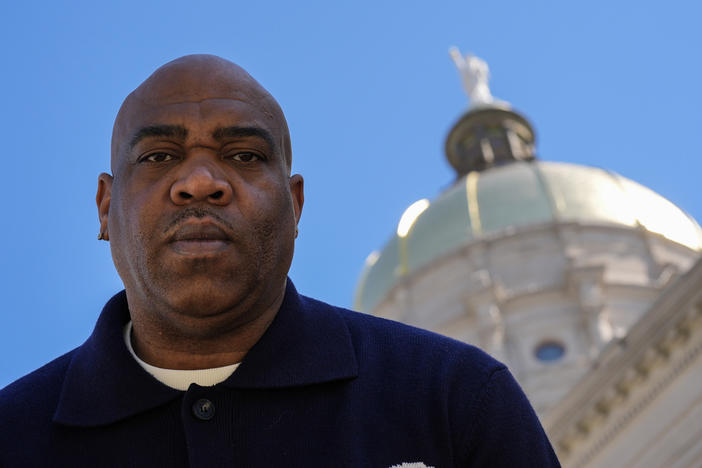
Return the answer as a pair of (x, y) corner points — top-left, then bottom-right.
(168, 219), (232, 256)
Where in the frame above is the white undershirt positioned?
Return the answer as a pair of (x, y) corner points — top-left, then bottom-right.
(123, 321), (239, 391)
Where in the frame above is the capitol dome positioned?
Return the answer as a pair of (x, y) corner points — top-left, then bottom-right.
(355, 160), (702, 314)
(353, 54), (701, 417)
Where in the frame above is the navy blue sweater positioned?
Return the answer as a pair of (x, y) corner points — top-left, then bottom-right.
(0, 281), (559, 467)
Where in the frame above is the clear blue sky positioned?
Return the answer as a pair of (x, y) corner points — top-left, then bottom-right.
(2, 0), (700, 387)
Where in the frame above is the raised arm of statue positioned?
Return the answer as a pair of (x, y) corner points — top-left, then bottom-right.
(449, 46), (464, 67)
(449, 46), (497, 108)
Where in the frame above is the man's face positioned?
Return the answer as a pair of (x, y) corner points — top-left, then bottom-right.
(98, 57), (303, 328)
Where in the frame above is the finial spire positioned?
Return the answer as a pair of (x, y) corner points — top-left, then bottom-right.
(445, 48), (535, 177)
(449, 47), (508, 109)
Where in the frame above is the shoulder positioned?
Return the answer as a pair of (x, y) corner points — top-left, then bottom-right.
(301, 294), (505, 393)
(300, 296), (560, 465)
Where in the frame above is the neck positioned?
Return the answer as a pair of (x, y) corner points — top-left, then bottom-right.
(127, 284), (286, 370)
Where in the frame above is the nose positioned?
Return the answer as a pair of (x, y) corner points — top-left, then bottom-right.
(170, 161), (233, 206)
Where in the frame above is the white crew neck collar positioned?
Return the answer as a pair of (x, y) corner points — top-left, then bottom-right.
(123, 321), (239, 391)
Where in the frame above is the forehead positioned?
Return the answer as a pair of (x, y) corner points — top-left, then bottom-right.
(122, 97), (279, 139)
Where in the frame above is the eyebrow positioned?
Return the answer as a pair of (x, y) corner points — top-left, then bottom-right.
(129, 124), (188, 150)
(212, 126), (276, 151)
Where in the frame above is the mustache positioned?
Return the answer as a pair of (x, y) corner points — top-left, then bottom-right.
(163, 207), (235, 235)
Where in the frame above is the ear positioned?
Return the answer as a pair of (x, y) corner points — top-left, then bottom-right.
(289, 174), (304, 227)
(96, 173), (113, 241)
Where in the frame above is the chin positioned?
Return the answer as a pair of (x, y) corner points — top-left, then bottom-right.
(167, 283), (252, 317)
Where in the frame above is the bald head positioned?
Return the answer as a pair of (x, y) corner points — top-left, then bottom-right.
(111, 54), (292, 173)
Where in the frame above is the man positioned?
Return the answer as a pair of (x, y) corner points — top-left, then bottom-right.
(0, 55), (559, 467)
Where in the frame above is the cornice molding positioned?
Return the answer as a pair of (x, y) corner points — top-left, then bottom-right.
(545, 259), (702, 466)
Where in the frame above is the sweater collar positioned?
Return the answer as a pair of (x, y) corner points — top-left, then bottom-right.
(53, 279), (358, 427)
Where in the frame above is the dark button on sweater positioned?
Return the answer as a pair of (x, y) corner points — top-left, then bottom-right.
(192, 398), (215, 420)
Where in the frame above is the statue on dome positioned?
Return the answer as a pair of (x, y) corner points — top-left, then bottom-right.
(449, 47), (505, 109)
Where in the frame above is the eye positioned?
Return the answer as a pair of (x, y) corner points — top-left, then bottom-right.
(142, 152), (174, 163)
(230, 152), (262, 163)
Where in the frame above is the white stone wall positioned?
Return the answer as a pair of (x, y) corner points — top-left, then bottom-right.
(370, 221), (699, 417)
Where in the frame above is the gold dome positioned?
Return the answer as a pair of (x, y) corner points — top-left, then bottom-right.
(354, 161), (702, 313)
